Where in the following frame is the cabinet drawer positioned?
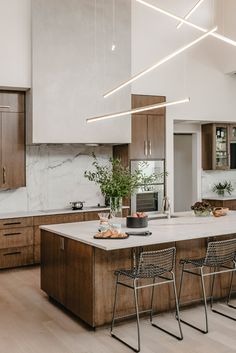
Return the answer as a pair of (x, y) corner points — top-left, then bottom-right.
(0, 92), (25, 113)
(0, 227), (33, 249)
(33, 213), (84, 226)
(0, 217), (33, 230)
(0, 246), (34, 269)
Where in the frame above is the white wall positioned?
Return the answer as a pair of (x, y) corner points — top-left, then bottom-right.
(132, 0), (236, 208)
(0, 0), (31, 88)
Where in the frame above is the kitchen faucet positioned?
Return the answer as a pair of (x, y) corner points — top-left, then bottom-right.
(161, 196), (171, 219)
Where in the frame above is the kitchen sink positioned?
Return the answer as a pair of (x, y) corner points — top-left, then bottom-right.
(149, 215), (179, 220)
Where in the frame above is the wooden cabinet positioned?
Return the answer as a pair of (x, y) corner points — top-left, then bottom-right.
(0, 92), (25, 189)
(202, 198), (236, 210)
(0, 209), (129, 268)
(0, 216), (33, 269)
(41, 231), (93, 325)
(33, 213), (84, 264)
(41, 232), (66, 304)
(129, 95), (166, 160)
(202, 123), (231, 170)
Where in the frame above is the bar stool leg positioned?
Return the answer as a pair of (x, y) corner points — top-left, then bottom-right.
(111, 273), (119, 334)
(210, 268), (236, 320)
(149, 278), (156, 323)
(199, 268), (209, 334)
(172, 272), (183, 340)
(178, 266), (208, 334)
(151, 273), (183, 340)
(227, 271), (236, 309)
(134, 279), (141, 352)
(110, 277), (141, 353)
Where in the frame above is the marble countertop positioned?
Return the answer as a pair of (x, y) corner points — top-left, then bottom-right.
(0, 206), (129, 220)
(40, 211), (236, 251)
(202, 196), (236, 201)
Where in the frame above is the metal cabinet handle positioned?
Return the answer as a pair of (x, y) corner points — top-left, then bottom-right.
(2, 167), (6, 185)
(3, 232), (21, 237)
(60, 237), (65, 250)
(0, 105), (10, 110)
(3, 222), (21, 226)
(3, 251), (21, 256)
(144, 141), (148, 156)
(148, 140), (152, 156)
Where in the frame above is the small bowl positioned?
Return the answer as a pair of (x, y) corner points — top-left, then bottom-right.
(212, 207), (229, 217)
(126, 216), (148, 228)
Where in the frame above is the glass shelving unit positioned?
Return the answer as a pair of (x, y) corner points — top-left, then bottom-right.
(215, 126), (229, 169)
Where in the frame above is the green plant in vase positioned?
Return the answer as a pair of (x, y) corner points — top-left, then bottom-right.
(212, 181), (234, 197)
(84, 155), (166, 218)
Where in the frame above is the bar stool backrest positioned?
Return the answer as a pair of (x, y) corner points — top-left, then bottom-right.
(205, 238), (236, 267)
(137, 247), (176, 278)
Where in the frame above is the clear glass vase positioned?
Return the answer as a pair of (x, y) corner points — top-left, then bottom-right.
(110, 197), (122, 219)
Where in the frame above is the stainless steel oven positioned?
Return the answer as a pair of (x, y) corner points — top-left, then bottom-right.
(130, 160), (165, 215)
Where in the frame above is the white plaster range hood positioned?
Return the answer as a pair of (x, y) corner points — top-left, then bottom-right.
(28, 0), (131, 144)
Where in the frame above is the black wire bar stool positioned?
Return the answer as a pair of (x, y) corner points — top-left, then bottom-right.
(178, 238), (236, 334)
(110, 247), (183, 352)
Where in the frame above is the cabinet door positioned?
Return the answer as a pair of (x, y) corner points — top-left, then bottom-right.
(129, 114), (148, 159)
(230, 125), (236, 141)
(41, 231), (66, 304)
(1, 112), (25, 188)
(214, 124), (229, 170)
(147, 115), (165, 159)
(65, 240), (94, 326)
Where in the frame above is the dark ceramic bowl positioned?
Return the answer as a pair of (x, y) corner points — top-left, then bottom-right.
(126, 216), (148, 228)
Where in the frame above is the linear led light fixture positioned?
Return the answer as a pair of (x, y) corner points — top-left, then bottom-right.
(103, 26), (217, 98)
(177, 0), (205, 29)
(136, 0), (236, 47)
(86, 98), (190, 123)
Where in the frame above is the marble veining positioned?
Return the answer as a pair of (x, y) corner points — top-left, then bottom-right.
(0, 144), (112, 213)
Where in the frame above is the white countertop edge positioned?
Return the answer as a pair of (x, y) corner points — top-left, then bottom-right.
(202, 196), (236, 201)
(0, 206), (129, 220)
(40, 212), (236, 251)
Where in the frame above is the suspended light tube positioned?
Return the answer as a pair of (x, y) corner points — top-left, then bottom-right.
(86, 98), (190, 123)
(103, 26), (217, 98)
(177, 0), (205, 29)
(136, 0), (236, 47)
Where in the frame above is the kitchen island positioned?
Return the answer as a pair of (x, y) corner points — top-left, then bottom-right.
(40, 212), (236, 327)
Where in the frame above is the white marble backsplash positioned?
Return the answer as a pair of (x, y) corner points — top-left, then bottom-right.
(202, 170), (236, 198)
(0, 145), (112, 213)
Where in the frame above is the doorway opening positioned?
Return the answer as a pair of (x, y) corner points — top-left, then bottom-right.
(174, 133), (199, 212)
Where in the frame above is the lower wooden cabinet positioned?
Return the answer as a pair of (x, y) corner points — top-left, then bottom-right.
(0, 209), (129, 269)
(0, 246), (33, 269)
(202, 198), (236, 210)
(41, 231), (93, 325)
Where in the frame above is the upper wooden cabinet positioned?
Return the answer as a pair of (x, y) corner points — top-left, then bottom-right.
(202, 123), (232, 170)
(129, 95), (166, 160)
(0, 92), (25, 189)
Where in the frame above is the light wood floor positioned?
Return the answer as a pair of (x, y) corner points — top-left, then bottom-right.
(0, 266), (236, 353)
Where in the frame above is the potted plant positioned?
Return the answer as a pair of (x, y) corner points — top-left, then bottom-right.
(84, 155), (165, 217)
(212, 181), (234, 197)
(191, 201), (212, 217)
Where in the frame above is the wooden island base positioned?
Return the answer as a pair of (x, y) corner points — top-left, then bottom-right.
(41, 230), (236, 328)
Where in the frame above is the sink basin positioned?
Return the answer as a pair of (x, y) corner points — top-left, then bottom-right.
(149, 215), (179, 220)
